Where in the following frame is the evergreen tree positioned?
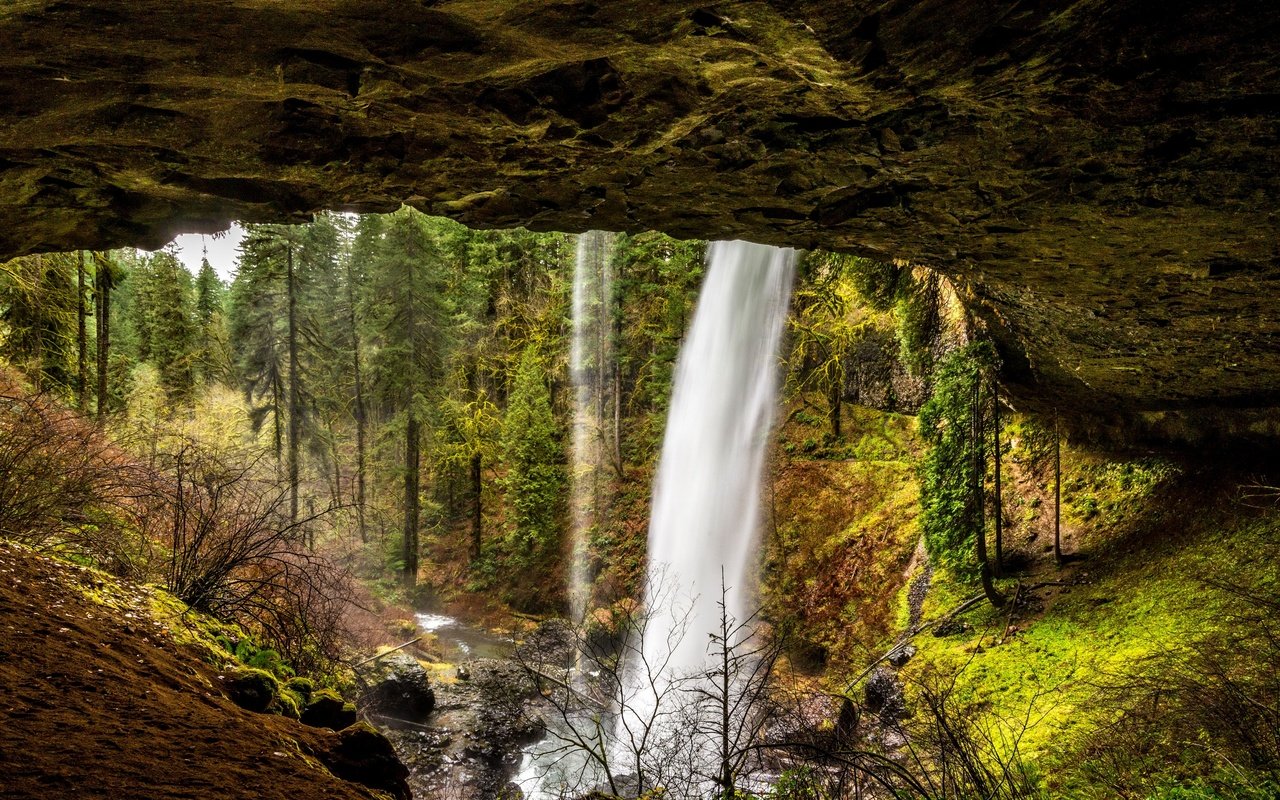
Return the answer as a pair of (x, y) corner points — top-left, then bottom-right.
(500, 344), (565, 606)
(194, 255), (232, 384)
(0, 253), (79, 393)
(363, 210), (457, 590)
(130, 251), (198, 402)
(230, 231), (287, 465)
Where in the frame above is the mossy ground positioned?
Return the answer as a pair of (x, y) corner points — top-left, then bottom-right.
(766, 399), (924, 674)
(892, 429), (1280, 797)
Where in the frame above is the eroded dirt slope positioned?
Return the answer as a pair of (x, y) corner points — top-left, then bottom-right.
(0, 540), (398, 800)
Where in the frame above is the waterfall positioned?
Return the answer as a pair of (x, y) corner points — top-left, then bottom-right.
(611, 241), (795, 789)
(569, 230), (616, 624)
(640, 239), (796, 675)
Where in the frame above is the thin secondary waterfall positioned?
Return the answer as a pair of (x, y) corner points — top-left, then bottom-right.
(569, 230), (616, 624)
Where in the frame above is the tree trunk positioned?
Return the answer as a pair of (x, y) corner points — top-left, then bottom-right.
(77, 251), (88, 410)
(273, 373), (283, 472)
(470, 451), (482, 562)
(610, 257), (625, 479)
(403, 411), (421, 591)
(286, 244), (301, 537)
(95, 255), (111, 420)
(1054, 412), (1063, 567)
(991, 381), (1004, 578)
(346, 257), (368, 543)
(973, 376), (1004, 609)
(829, 376), (842, 439)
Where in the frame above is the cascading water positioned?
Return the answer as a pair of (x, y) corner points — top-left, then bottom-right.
(639, 239), (796, 678)
(521, 239), (795, 798)
(610, 241), (796, 792)
(515, 232), (617, 799)
(568, 230), (616, 624)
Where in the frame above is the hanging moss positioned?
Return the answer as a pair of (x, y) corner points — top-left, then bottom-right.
(917, 341), (997, 579)
(845, 256), (909, 311)
(894, 271), (943, 377)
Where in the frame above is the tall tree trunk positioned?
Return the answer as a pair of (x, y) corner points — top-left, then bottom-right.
(829, 376), (842, 438)
(470, 451), (482, 562)
(402, 259), (421, 592)
(403, 411), (420, 591)
(31, 254), (43, 392)
(973, 376), (1004, 608)
(1054, 411), (1063, 567)
(95, 255), (111, 420)
(77, 251), (88, 410)
(273, 373), (283, 473)
(346, 257), (368, 543)
(610, 258), (625, 479)
(286, 244), (301, 538)
(991, 381), (1004, 578)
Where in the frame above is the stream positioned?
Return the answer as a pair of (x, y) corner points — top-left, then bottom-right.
(415, 611), (512, 662)
(405, 612), (603, 799)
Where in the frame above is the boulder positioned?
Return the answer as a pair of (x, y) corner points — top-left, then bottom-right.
(223, 667), (278, 714)
(515, 618), (576, 668)
(301, 689), (358, 731)
(318, 722), (411, 800)
(887, 644), (917, 667)
(358, 651), (435, 721)
(863, 666), (906, 725)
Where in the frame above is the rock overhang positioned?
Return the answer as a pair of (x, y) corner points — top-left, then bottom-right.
(1, 0), (1278, 441)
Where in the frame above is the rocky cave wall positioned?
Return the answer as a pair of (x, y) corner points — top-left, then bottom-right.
(1, 0), (1278, 440)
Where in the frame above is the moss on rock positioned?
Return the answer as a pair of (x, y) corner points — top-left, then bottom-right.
(223, 667), (279, 714)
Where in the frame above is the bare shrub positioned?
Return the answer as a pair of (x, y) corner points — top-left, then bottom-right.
(0, 374), (150, 576)
(1076, 581), (1280, 795)
(138, 437), (353, 672)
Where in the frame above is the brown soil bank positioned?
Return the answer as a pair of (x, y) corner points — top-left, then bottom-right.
(0, 539), (405, 800)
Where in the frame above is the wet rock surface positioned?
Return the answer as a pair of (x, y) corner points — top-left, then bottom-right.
(382, 658), (546, 800)
(359, 651), (436, 722)
(1, 2), (1278, 439)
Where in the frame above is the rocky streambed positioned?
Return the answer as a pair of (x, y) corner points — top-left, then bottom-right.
(360, 614), (570, 800)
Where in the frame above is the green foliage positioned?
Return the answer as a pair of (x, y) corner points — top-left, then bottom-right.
(611, 231), (705, 455)
(1144, 779), (1280, 800)
(787, 251), (868, 437)
(1063, 457), (1180, 530)
(769, 767), (823, 799)
(845, 256), (909, 310)
(917, 341), (997, 579)
(128, 250), (199, 401)
(499, 345), (566, 607)
(0, 252), (79, 393)
(895, 271), (944, 376)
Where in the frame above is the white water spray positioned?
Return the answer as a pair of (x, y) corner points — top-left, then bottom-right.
(569, 230), (616, 624)
(631, 239), (796, 709)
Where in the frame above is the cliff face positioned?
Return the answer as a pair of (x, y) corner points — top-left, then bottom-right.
(1, 1), (1277, 435)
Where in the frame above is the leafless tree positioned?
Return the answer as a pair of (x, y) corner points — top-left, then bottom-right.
(139, 437), (353, 671)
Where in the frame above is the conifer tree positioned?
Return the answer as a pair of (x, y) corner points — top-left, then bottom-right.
(500, 344), (565, 603)
(363, 210), (457, 590)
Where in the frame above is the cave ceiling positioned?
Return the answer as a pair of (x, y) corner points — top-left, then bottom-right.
(1, 0), (1278, 438)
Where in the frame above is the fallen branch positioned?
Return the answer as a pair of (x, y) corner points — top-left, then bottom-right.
(841, 592), (983, 696)
(353, 636), (423, 668)
(999, 582), (1023, 644)
(523, 664), (608, 712)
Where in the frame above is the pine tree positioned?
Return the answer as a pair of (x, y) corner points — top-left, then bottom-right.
(131, 251), (198, 402)
(363, 210), (457, 590)
(500, 344), (565, 603)
(194, 255), (232, 384)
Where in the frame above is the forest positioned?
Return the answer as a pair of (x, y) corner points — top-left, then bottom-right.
(2, 208), (1278, 800)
